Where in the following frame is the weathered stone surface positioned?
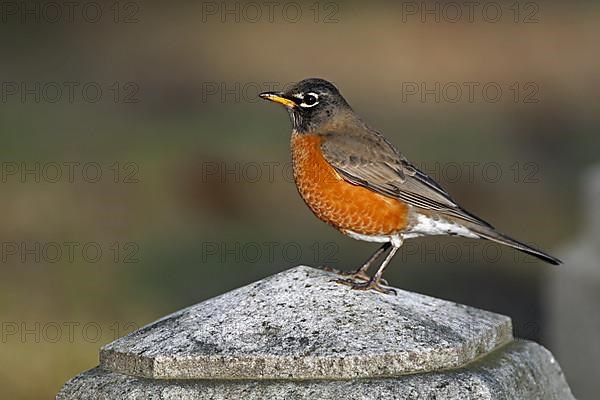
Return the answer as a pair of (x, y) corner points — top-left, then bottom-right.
(58, 340), (574, 400)
(100, 266), (512, 380)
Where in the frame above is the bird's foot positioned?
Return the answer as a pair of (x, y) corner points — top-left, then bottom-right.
(336, 269), (388, 285)
(334, 278), (396, 295)
(322, 266), (376, 282)
(339, 269), (371, 281)
(324, 265), (389, 286)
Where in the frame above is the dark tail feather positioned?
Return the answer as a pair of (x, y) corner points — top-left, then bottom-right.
(466, 224), (562, 265)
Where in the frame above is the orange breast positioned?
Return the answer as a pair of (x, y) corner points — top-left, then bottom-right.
(291, 133), (409, 236)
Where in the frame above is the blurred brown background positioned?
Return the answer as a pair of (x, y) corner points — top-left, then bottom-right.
(0, 0), (598, 398)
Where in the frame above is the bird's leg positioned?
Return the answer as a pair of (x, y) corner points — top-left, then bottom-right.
(343, 237), (403, 295)
(342, 242), (392, 282)
(351, 246), (400, 295)
(326, 242), (391, 282)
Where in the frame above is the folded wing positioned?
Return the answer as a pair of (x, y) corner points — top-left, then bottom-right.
(320, 129), (493, 228)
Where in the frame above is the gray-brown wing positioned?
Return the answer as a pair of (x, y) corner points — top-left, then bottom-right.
(320, 130), (493, 228)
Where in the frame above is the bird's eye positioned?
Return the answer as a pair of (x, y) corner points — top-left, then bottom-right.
(300, 93), (319, 108)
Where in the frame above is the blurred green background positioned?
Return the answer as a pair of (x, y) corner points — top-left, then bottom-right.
(0, 1), (598, 398)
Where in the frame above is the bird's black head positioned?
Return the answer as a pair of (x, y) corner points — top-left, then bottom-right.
(259, 78), (352, 133)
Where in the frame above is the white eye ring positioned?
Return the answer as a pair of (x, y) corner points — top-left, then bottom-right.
(298, 92), (319, 108)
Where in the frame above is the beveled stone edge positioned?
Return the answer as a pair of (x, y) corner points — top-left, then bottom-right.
(99, 317), (512, 380)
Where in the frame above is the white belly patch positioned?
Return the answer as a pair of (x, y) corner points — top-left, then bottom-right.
(404, 214), (479, 239)
(343, 230), (392, 243)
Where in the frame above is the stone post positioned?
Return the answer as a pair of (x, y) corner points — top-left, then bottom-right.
(58, 266), (574, 399)
(545, 165), (600, 399)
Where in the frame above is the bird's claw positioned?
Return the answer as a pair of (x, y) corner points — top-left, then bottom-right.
(335, 270), (388, 286)
(333, 278), (396, 295)
(321, 265), (343, 274)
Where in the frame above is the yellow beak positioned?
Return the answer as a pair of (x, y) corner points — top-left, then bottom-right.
(259, 92), (297, 108)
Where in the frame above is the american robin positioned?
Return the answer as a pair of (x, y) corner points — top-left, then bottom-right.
(259, 78), (561, 294)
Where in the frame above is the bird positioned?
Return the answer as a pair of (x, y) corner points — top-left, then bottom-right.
(259, 78), (561, 294)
